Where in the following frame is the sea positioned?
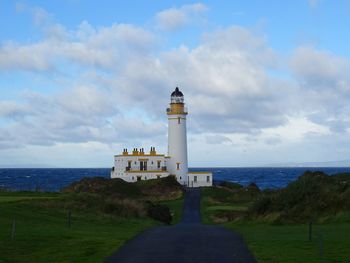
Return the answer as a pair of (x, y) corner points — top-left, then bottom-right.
(0, 167), (350, 192)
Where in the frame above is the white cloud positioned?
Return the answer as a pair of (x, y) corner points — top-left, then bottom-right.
(1, 5), (350, 166)
(260, 116), (331, 142)
(290, 46), (350, 90)
(155, 3), (208, 31)
(0, 24), (302, 150)
(290, 46), (350, 132)
(0, 101), (29, 118)
(32, 7), (52, 26)
(122, 26), (287, 133)
(0, 21), (155, 71)
(205, 134), (232, 144)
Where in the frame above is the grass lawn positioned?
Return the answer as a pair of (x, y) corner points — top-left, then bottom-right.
(161, 196), (184, 224)
(201, 187), (350, 263)
(201, 187), (251, 224)
(206, 205), (248, 211)
(0, 192), (156, 263)
(226, 221), (350, 263)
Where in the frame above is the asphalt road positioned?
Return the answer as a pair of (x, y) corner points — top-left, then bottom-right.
(105, 188), (257, 263)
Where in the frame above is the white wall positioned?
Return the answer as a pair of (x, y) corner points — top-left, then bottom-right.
(111, 154), (168, 182)
(116, 171), (169, 182)
(167, 114), (188, 185)
(188, 172), (213, 187)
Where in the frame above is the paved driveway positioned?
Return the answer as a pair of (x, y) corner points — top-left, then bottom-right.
(105, 188), (256, 263)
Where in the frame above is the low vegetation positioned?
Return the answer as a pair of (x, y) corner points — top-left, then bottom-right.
(62, 175), (183, 224)
(249, 171), (350, 223)
(201, 171), (350, 262)
(0, 176), (184, 263)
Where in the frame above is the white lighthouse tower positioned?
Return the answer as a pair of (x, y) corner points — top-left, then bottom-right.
(111, 86), (212, 187)
(167, 87), (188, 185)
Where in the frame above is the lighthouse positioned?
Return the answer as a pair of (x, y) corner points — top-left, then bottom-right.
(167, 87), (188, 185)
(111, 86), (212, 187)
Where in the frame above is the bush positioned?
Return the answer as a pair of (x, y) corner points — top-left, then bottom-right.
(62, 177), (141, 198)
(250, 195), (272, 215)
(247, 182), (260, 192)
(249, 171), (350, 222)
(140, 176), (183, 200)
(219, 181), (243, 189)
(147, 202), (172, 224)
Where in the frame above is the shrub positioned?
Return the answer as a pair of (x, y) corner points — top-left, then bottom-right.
(147, 202), (172, 224)
(250, 195), (272, 215)
(219, 181), (243, 189)
(249, 171), (350, 222)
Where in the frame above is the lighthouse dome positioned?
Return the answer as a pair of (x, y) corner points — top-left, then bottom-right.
(171, 87), (183, 97)
(171, 87), (184, 103)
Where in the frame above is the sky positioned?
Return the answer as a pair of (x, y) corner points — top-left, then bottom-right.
(0, 0), (350, 167)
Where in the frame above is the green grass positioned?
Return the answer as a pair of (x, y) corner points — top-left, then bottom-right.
(161, 196), (184, 224)
(226, 221), (350, 263)
(207, 205), (248, 211)
(0, 193), (156, 263)
(201, 187), (251, 224)
(201, 186), (350, 262)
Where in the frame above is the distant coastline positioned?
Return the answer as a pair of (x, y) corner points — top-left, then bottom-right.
(263, 159), (350, 168)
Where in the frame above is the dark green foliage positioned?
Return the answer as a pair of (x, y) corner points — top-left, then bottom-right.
(250, 195), (272, 215)
(203, 183), (261, 204)
(60, 176), (183, 222)
(63, 176), (183, 201)
(62, 177), (141, 198)
(332, 172), (350, 180)
(203, 171), (349, 223)
(249, 171), (350, 222)
(202, 186), (233, 202)
(219, 181), (243, 189)
(139, 175), (183, 200)
(247, 182), (260, 192)
(147, 201), (172, 224)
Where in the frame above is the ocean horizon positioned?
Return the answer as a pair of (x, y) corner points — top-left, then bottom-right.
(1, 167), (350, 192)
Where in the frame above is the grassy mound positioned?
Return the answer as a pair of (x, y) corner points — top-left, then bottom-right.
(249, 171), (350, 222)
(63, 175), (183, 200)
(138, 175), (183, 200)
(61, 176), (183, 223)
(62, 177), (141, 197)
(202, 171), (350, 224)
(201, 183), (261, 223)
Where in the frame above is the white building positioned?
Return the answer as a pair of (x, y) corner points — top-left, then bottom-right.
(111, 87), (212, 187)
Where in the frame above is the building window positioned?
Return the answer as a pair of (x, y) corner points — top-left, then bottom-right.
(207, 176), (210, 182)
(178, 117), (181, 124)
(157, 161), (161, 169)
(140, 161), (147, 171)
(194, 176), (197, 182)
(177, 163), (180, 170)
(132, 176), (134, 180)
(180, 176), (182, 180)
(151, 161), (153, 164)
